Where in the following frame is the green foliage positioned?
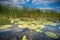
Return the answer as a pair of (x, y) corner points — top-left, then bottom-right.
(0, 19), (11, 25)
(0, 4), (60, 19)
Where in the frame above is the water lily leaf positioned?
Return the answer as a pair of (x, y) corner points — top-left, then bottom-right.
(22, 35), (27, 40)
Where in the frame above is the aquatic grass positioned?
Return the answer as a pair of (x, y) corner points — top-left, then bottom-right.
(18, 20), (46, 30)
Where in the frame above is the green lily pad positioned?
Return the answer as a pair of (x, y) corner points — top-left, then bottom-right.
(45, 32), (58, 38)
(22, 35), (27, 40)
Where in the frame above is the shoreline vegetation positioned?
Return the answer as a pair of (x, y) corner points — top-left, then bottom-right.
(0, 4), (60, 19)
(0, 4), (60, 29)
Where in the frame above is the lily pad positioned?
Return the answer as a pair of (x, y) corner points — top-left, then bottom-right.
(45, 32), (58, 38)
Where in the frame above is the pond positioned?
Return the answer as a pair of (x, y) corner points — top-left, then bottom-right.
(0, 19), (60, 40)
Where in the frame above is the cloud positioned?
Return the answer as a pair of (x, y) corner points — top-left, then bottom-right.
(11, 4), (23, 8)
(0, 0), (60, 5)
(56, 6), (60, 8)
(0, 0), (60, 10)
(39, 7), (54, 9)
(32, 0), (60, 6)
(25, 0), (30, 2)
(0, 0), (25, 4)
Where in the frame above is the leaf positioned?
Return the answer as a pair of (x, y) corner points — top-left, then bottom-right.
(22, 35), (27, 40)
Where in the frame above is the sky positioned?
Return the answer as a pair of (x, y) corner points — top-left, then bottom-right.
(0, 0), (60, 11)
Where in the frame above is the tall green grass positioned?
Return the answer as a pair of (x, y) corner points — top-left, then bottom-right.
(0, 4), (60, 19)
(0, 4), (60, 29)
